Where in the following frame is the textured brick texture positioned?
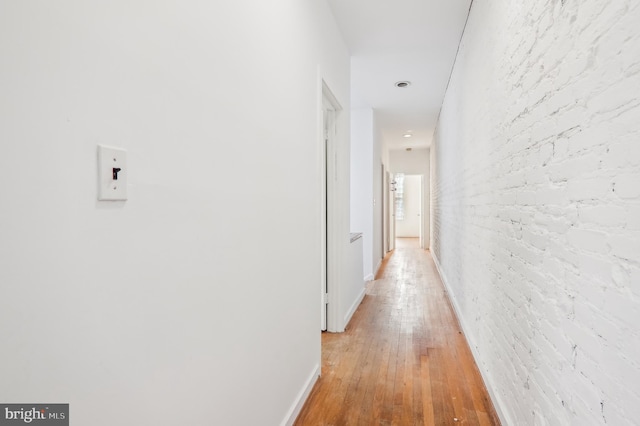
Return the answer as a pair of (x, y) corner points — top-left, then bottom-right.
(431, 0), (640, 424)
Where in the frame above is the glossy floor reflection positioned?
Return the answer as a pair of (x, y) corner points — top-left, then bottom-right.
(295, 239), (500, 426)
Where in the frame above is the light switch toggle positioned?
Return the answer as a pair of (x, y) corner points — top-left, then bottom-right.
(98, 145), (127, 201)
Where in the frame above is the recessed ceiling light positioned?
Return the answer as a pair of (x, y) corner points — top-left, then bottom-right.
(395, 81), (411, 88)
(403, 133), (412, 138)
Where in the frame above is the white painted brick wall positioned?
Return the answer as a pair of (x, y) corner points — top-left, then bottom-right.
(431, 0), (640, 424)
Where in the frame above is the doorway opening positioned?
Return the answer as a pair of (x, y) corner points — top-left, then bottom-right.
(390, 173), (427, 250)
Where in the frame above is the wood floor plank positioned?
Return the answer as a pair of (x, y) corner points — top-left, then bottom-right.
(294, 239), (501, 426)
(370, 306), (393, 424)
(420, 354), (435, 426)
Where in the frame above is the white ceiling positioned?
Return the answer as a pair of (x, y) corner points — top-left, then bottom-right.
(326, 0), (472, 150)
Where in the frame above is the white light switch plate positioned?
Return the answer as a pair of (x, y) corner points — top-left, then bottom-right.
(97, 145), (127, 201)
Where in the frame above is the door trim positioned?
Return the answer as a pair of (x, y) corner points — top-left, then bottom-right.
(319, 77), (343, 333)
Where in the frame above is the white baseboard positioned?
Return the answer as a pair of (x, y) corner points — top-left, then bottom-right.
(344, 287), (366, 328)
(282, 363), (320, 426)
(364, 273), (374, 282)
(431, 253), (510, 426)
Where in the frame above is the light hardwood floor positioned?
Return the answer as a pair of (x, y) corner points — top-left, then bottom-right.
(294, 238), (501, 426)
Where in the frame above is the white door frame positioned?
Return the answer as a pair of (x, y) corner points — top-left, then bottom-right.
(382, 164), (388, 255)
(420, 175), (426, 249)
(418, 175), (423, 248)
(320, 105), (328, 332)
(320, 80), (343, 333)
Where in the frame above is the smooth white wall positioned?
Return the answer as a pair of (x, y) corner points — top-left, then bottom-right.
(432, 1), (640, 424)
(389, 148), (431, 247)
(344, 236), (365, 327)
(0, 2), (349, 425)
(350, 108), (374, 280)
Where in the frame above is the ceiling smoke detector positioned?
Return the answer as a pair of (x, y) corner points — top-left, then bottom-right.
(395, 81), (411, 88)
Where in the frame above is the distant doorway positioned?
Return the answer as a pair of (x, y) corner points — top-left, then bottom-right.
(394, 174), (422, 243)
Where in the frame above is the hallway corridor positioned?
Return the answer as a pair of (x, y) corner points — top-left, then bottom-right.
(295, 239), (500, 425)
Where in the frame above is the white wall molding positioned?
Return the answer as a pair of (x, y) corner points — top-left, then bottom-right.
(282, 364), (320, 426)
(431, 252), (510, 426)
(374, 258), (383, 278)
(344, 288), (366, 329)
